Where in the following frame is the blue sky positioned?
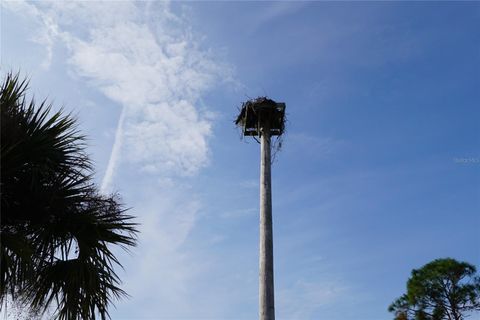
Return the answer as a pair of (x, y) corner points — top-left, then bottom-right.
(1, 1), (479, 319)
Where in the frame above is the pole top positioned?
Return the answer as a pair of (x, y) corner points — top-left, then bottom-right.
(235, 97), (286, 137)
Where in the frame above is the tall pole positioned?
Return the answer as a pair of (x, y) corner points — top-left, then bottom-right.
(259, 121), (275, 320)
(235, 98), (284, 320)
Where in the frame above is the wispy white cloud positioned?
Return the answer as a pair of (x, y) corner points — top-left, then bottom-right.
(65, 3), (227, 190)
(5, 1), (230, 192)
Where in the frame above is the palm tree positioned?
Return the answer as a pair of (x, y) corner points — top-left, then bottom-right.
(0, 73), (138, 319)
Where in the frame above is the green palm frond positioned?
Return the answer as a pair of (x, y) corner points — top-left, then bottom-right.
(1, 72), (138, 319)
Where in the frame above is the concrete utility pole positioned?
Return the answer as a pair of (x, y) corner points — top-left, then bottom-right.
(235, 98), (286, 320)
(259, 120), (274, 320)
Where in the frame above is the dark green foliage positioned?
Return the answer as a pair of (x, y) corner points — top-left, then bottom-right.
(389, 258), (480, 320)
(0, 73), (138, 319)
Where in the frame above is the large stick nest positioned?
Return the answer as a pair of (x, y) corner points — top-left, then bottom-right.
(235, 97), (286, 137)
(235, 97), (287, 161)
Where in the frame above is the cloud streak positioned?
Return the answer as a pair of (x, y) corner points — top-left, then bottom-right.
(100, 104), (126, 192)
